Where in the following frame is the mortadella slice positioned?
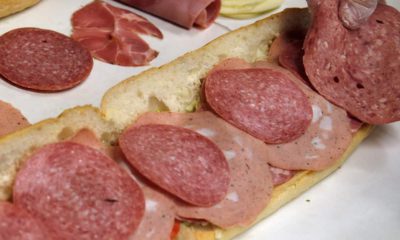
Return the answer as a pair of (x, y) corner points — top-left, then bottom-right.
(116, 0), (221, 29)
(303, 1), (400, 124)
(134, 111), (273, 228)
(0, 100), (30, 137)
(13, 142), (145, 240)
(119, 124), (230, 207)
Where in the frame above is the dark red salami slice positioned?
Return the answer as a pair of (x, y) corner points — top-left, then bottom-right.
(303, 2), (400, 124)
(119, 124), (230, 207)
(0, 201), (54, 239)
(205, 68), (312, 144)
(13, 142), (145, 240)
(0, 28), (93, 91)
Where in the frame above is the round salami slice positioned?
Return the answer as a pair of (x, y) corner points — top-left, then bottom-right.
(0, 28), (93, 91)
(0, 201), (54, 240)
(205, 68), (312, 144)
(303, 2), (400, 124)
(13, 142), (145, 240)
(119, 124), (230, 207)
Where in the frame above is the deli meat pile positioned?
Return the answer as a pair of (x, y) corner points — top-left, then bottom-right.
(0, 1), (399, 239)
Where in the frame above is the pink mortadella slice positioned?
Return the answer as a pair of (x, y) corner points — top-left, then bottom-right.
(0, 100), (30, 137)
(116, 0), (221, 29)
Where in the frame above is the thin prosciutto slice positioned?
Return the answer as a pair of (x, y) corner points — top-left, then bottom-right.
(116, 0), (221, 29)
(72, 1), (162, 66)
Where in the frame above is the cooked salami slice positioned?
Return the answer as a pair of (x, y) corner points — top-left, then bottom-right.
(134, 111), (273, 228)
(205, 68), (312, 144)
(119, 124), (230, 207)
(0, 201), (54, 240)
(303, 2), (400, 124)
(13, 142), (145, 240)
(0, 100), (30, 137)
(0, 28), (93, 91)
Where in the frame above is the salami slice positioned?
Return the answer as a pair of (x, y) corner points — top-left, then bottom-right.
(303, 2), (400, 124)
(204, 67), (312, 144)
(119, 124), (230, 207)
(0, 100), (30, 137)
(13, 142), (145, 240)
(134, 111), (273, 228)
(0, 201), (54, 240)
(0, 28), (93, 91)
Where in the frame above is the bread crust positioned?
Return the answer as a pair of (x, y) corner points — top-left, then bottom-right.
(0, 0), (40, 18)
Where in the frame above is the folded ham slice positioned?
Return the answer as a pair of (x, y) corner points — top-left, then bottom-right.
(116, 0), (221, 29)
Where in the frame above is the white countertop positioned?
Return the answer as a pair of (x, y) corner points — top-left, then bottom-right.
(0, 1), (399, 239)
